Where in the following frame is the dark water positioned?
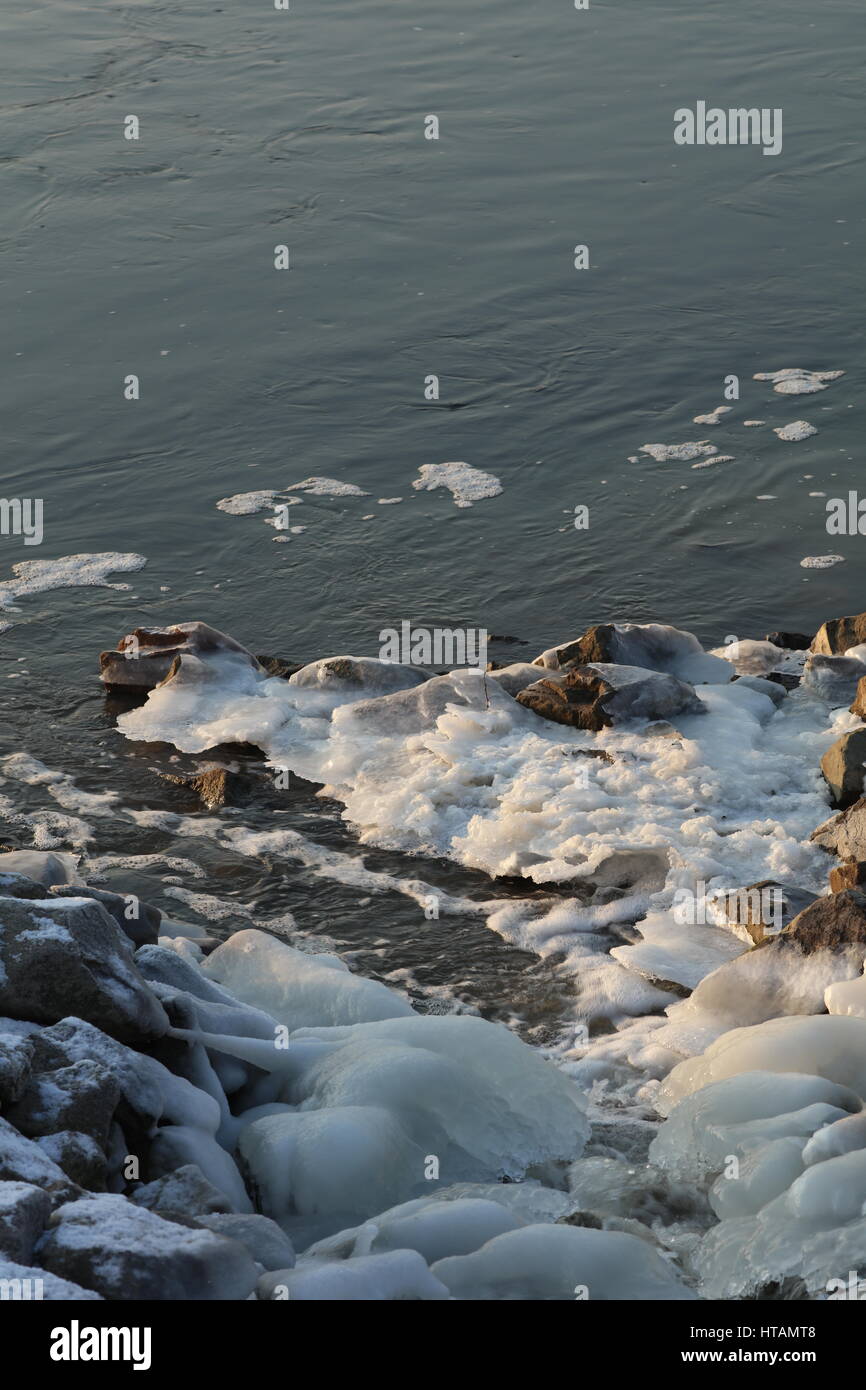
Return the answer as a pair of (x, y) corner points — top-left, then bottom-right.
(1, 0), (864, 1024)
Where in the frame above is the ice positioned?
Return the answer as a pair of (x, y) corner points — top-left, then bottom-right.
(412, 461), (503, 508)
(304, 1195), (526, 1265)
(259, 1248), (450, 1300)
(693, 406), (732, 425)
(825, 968), (866, 1018)
(0, 553), (146, 611)
(202, 929), (415, 1028)
(429, 1224), (696, 1300)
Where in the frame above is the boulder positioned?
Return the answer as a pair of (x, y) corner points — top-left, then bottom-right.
(0, 1181), (51, 1263)
(0, 873), (52, 901)
(0, 1117), (80, 1205)
(0, 897), (168, 1045)
(850, 676), (866, 720)
(0, 851), (81, 888)
(516, 663), (706, 732)
(46, 883), (160, 948)
(289, 655), (432, 694)
(765, 631), (812, 651)
(37, 1132), (107, 1190)
(196, 1213), (296, 1272)
(715, 881), (818, 945)
(0, 1257), (101, 1300)
(0, 1025), (34, 1107)
(531, 622), (731, 684)
(812, 612), (866, 655)
(821, 730), (866, 809)
(99, 621), (262, 691)
(812, 799), (866, 861)
(6, 1058), (120, 1148)
(158, 767), (250, 811)
(255, 654), (304, 680)
(37, 1194), (260, 1300)
(829, 861), (866, 894)
(130, 1163), (233, 1221)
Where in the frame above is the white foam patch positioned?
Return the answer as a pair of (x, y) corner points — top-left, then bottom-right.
(693, 407), (732, 426)
(0, 553), (146, 610)
(753, 368), (844, 396)
(216, 491), (283, 515)
(639, 442), (718, 463)
(800, 555), (844, 569)
(412, 462), (503, 508)
(286, 477), (368, 497)
(774, 421), (817, 441)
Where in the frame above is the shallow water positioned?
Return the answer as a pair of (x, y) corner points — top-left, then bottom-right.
(1, 0), (864, 1028)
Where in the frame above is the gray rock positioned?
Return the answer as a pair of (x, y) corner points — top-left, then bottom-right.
(0, 873), (51, 901)
(0, 1181), (51, 1262)
(0, 1116), (80, 1205)
(715, 880), (819, 945)
(0, 851), (80, 888)
(821, 730), (866, 809)
(146, 1125), (252, 1214)
(0, 897), (168, 1045)
(47, 884), (160, 948)
(6, 1058), (120, 1147)
(130, 1163), (233, 1221)
(0, 1257), (101, 1300)
(196, 1213), (296, 1271)
(289, 655), (432, 694)
(0, 1023), (34, 1107)
(37, 1132), (107, 1191)
(38, 1194), (259, 1300)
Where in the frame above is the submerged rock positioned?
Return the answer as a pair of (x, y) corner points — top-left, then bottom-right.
(99, 622), (262, 691)
(517, 663), (706, 732)
(0, 851), (81, 889)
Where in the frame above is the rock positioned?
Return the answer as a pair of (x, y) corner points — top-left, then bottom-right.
(6, 1058), (120, 1148)
(289, 655), (433, 694)
(159, 766), (250, 811)
(0, 897), (168, 1046)
(0, 873), (53, 901)
(714, 881), (818, 945)
(802, 652), (866, 704)
(37, 1194), (260, 1300)
(46, 884), (160, 948)
(255, 654), (304, 680)
(0, 1117), (80, 1205)
(532, 622), (731, 684)
(821, 730), (866, 809)
(196, 1213), (296, 1272)
(0, 851), (81, 888)
(130, 1163), (233, 1221)
(488, 663), (566, 698)
(0, 1181), (51, 1262)
(37, 1132), (107, 1190)
(0, 1025), (34, 1107)
(765, 631), (813, 651)
(683, 891), (866, 1027)
(812, 612), (866, 655)
(812, 799), (866, 861)
(850, 677), (866, 720)
(765, 672), (801, 692)
(829, 861), (866, 893)
(0, 1257), (102, 1300)
(146, 1125), (252, 1214)
(99, 621), (263, 690)
(516, 663), (706, 732)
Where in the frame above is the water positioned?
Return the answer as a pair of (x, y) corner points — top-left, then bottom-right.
(1, 0), (864, 1027)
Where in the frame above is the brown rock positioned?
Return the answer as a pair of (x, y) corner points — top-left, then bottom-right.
(518, 667), (615, 730)
(829, 861), (866, 894)
(532, 625), (616, 670)
(99, 622), (261, 690)
(716, 880), (818, 945)
(850, 676), (866, 720)
(812, 798), (866, 860)
(159, 767), (247, 810)
(820, 729), (866, 809)
(811, 612), (866, 656)
(255, 654), (304, 680)
(772, 890), (866, 955)
(517, 663), (705, 731)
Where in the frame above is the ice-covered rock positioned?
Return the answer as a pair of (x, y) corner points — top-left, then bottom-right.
(197, 1212), (296, 1271)
(0, 1116), (80, 1205)
(0, 1023), (34, 1107)
(517, 663), (707, 731)
(803, 647), (866, 703)
(259, 1248), (451, 1300)
(0, 1181), (51, 1262)
(289, 655), (432, 695)
(46, 884), (160, 948)
(430, 1224), (696, 1300)
(99, 621), (262, 691)
(0, 1257), (102, 1300)
(532, 622), (731, 685)
(37, 1194), (259, 1300)
(0, 851), (81, 888)
(0, 897), (168, 1045)
(6, 1058), (120, 1148)
(202, 929), (415, 1029)
(812, 798), (866, 861)
(303, 1195), (525, 1265)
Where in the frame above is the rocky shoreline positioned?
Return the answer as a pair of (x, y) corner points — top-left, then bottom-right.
(5, 610), (866, 1298)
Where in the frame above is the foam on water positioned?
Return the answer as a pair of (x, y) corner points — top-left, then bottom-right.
(412, 462), (503, 508)
(0, 552), (146, 611)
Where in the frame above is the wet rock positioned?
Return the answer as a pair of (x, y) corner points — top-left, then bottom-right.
(850, 676), (866, 720)
(829, 861), (866, 893)
(37, 1132), (107, 1190)
(6, 1058), (120, 1148)
(196, 1213), (296, 1272)
(821, 730), (866, 809)
(0, 851), (80, 888)
(255, 654), (304, 680)
(99, 621), (262, 691)
(0, 897), (168, 1045)
(765, 631), (812, 651)
(488, 663), (566, 698)
(37, 1194), (260, 1300)
(46, 884), (160, 948)
(0, 1117), (80, 1205)
(159, 766), (251, 811)
(812, 612), (866, 655)
(130, 1163), (233, 1221)
(517, 664), (706, 732)
(0, 1181), (51, 1263)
